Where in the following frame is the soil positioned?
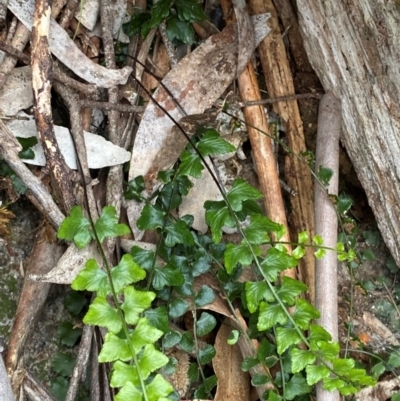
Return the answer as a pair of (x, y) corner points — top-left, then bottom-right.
(0, 197), (80, 396)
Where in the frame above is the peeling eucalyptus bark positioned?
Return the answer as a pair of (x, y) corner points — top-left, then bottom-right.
(297, 0), (400, 267)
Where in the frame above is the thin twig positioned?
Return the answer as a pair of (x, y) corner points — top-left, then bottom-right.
(5, 16), (18, 42)
(51, 0), (68, 19)
(54, 63), (100, 97)
(54, 82), (99, 220)
(100, 0), (124, 260)
(240, 92), (322, 107)
(80, 100), (145, 113)
(65, 324), (94, 401)
(0, 22), (30, 89)
(159, 21), (178, 66)
(0, 40), (30, 63)
(58, 0), (79, 30)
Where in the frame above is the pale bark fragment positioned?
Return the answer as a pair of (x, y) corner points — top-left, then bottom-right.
(0, 120), (65, 228)
(314, 92), (341, 401)
(237, 65), (294, 273)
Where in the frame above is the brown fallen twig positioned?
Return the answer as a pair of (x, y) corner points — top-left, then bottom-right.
(31, 0), (75, 214)
(250, 0), (316, 302)
(241, 92), (322, 107)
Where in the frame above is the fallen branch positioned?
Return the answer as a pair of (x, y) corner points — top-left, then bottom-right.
(250, 0), (316, 301)
(314, 91), (341, 401)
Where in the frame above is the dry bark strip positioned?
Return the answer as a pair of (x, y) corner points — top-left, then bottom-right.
(314, 92), (341, 401)
(0, 21), (30, 89)
(213, 320), (251, 401)
(297, 0), (400, 269)
(100, 0), (124, 261)
(220, 0), (295, 278)
(5, 225), (65, 392)
(249, 0), (316, 301)
(237, 64), (295, 277)
(53, 82), (99, 220)
(31, 0), (75, 213)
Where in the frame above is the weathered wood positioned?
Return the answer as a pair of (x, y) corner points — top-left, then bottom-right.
(297, 0), (400, 267)
(31, 0), (75, 213)
(250, 0), (316, 302)
(314, 92), (341, 401)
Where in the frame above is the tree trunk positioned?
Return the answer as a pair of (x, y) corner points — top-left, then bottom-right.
(297, 0), (400, 266)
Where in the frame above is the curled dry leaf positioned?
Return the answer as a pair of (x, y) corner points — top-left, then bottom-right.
(213, 321), (250, 401)
(127, 14), (271, 239)
(8, 0), (132, 88)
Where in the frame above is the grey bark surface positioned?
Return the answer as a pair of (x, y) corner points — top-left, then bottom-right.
(314, 92), (341, 401)
(297, 1), (400, 266)
(0, 354), (15, 401)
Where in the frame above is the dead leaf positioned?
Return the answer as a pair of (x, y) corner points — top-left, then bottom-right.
(127, 14), (271, 239)
(191, 274), (233, 318)
(7, 113), (131, 169)
(213, 320), (250, 401)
